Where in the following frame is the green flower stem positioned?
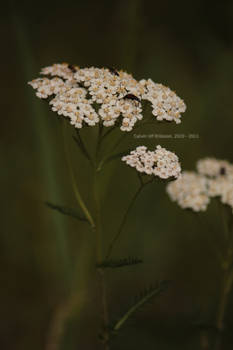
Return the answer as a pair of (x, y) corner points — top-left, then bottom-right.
(99, 126), (116, 146)
(103, 121), (157, 160)
(63, 122), (95, 229)
(214, 213), (233, 350)
(74, 130), (94, 167)
(216, 268), (233, 328)
(217, 200), (229, 241)
(93, 168), (102, 263)
(94, 126), (110, 349)
(214, 268), (233, 350)
(112, 283), (164, 332)
(96, 119), (157, 174)
(98, 268), (110, 350)
(105, 176), (153, 260)
(195, 213), (223, 265)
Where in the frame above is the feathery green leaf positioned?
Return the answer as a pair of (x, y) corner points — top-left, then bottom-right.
(45, 201), (87, 222)
(110, 280), (171, 333)
(96, 257), (143, 269)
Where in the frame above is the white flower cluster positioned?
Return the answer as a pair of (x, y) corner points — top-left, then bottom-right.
(199, 158), (233, 211)
(140, 79), (186, 124)
(28, 63), (186, 131)
(122, 145), (181, 179)
(167, 158), (233, 212)
(166, 171), (210, 212)
(28, 77), (67, 99)
(197, 158), (233, 178)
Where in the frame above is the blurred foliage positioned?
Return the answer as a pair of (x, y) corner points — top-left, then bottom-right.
(1, 0), (233, 349)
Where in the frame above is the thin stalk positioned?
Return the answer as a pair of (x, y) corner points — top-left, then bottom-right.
(217, 199), (229, 241)
(97, 120), (157, 173)
(216, 269), (233, 330)
(195, 213), (224, 265)
(105, 177), (153, 260)
(63, 122), (95, 229)
(214, 268), (233, 350)
(99, 126), (116, 145)
(98, 268), (110, 350)
(213, 213), (233, 350)
(94, 126), (110, 350)
(112, 284), (164, 332)
(94, 168), (102, 262)
(107, 120), (157, 155)
(74, 130), (94, 167)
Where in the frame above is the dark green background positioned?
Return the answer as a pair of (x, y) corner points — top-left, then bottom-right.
(1, 0), (233, 349)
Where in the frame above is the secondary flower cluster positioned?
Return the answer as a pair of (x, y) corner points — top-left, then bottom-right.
(28, 63), (186, 132)
(122, 145), (181, 179)
(167, 158), (233, 212)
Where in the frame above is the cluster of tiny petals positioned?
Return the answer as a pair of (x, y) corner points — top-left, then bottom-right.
(28, 77), (67, 99)
(166, 171), (210, 212)
(167, 157), (233, 212)
(41, 63), (75, 81)
(28, 63), (186, 131)
(122, 145), (181, 179)
(197, 158), (233, 178)
(140, 79), (186, 124)
(203, 158), (233, 210)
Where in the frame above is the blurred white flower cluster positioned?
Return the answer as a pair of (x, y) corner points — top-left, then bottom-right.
(167, 158), (233, 212)
(122, 145), (181, 179)
(167, 171), (210, 212)
(28, 63), (186, 132)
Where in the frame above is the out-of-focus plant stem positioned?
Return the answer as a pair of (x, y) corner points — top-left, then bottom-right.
(94, 126), (110, 349)
(11, 4), (72, 279)
(99, 120), (157, 171)
(214, 268), (233, 350)
(214, 226), (233, 349)
(210, 209), (233, 350)
(199, 207), (233, 350)
(45, 289), (86, 350)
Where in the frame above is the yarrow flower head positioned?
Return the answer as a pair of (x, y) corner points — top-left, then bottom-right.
(122, 145), (181, 179)
(28, 63), (186, 132)
(166, 171), (210, 212)
(166, 157), (233, 212)
(199, 158), (233, 211)
(197, 158), (233, 178)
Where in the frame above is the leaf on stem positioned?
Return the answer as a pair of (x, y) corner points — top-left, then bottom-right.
(45, 201), (87, 222)
(110, 280), (171, 333)
(96, 257), (143, 269)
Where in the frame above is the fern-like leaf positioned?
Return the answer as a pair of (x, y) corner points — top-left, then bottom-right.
(96, 257), (143, 269)
(45, 201), (87, 222)
(110, 280), (170, 333)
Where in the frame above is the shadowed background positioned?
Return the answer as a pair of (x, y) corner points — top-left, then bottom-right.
(1, 0), (233, 349)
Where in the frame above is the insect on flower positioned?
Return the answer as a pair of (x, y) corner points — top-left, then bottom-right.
(107, 67), (119, 76)
(220, 167), (226, 175)
(28, 63), (187, 130)
(68, 64), (77, 73)
(123, 93), (141, 103)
